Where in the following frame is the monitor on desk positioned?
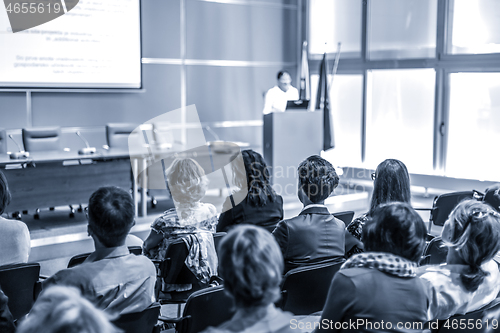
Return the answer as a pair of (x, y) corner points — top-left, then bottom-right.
(286, 100), (309, 110)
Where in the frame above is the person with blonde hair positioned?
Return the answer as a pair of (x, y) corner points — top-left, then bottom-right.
(203, 225), (293, 333)
(418, 200), (500, 320)
(17, 286), (118, 333)
(143, 158), (218, 292)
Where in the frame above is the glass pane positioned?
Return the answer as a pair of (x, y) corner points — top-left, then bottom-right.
(310, 74), (363, 167)
(369, 0), (437, 59)
(365, 69), (435, 174)
(450, 0), (500, 54)
(308, 0), (362, 57)
(446, 73), (500, 181)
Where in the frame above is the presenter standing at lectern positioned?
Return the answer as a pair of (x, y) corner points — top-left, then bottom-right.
(263, 70), (299, 115)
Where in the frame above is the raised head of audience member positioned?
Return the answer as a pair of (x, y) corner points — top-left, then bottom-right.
(203, 225), (294, 333)
(143, 158), (218, 292)
(217, 149), (283, 233)
(315, 202), (428, 332)
(43, 186), (156, 315)
(272, 155), (344, 272)
(17, 286), (118, 333)
(0, 170), (30, 266)
(345, 158), (411, 258)
(418, 200), (500, 320)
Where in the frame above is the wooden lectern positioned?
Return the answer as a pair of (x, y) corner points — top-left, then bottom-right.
(263, 111), (323, 197)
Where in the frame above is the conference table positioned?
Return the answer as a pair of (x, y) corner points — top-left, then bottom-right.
(0, 142), (242, 219)
(0, 149), (149, 218)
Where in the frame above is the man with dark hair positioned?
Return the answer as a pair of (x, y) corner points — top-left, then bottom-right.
(263, 70), (299, 114)
(43, 186), (156, 315)
(272, 155), (345, 272)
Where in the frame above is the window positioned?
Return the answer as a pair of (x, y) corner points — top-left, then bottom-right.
(308, 0), (362, 57)
(368, 0), (438, 59)
(449, 0), (500, 54)
(311, 74), (364, 167)
(365, 69), (435, 174)
(445, 73), (500, 181)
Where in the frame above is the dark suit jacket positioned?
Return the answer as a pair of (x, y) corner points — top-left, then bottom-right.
(272, 205), (345, 272)
(217, 194), (284, 233)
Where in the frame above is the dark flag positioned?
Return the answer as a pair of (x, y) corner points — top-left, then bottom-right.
(316, 52), (334, 150)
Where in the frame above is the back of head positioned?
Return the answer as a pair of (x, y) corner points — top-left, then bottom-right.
(166, 158), (208, 205)
(218, 225), (283, 308)
(363, 202), (426, 263)
(236, 150), (276, 206)
(17, 286), (117, 333)
(88, 186), (134, 248)
(442, 200), (500, 292)
(0, 170), (11, 215)
(297, 155), (339, 204)
(370, 159), (411, 214)
(483, 184), (500, 214)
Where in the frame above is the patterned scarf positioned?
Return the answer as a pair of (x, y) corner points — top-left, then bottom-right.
(341, 252), (417, 277)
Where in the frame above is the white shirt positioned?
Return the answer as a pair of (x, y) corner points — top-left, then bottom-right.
(263, 85), (299, 115)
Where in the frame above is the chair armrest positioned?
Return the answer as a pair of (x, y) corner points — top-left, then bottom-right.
(414, 208), (432, 211)
(39, 275), (48, 280)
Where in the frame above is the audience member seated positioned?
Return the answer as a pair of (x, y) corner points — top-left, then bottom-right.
(143, 158), (218, 292)
(203, 225), (294, 333)
(217, 150), (283, 233)
(418, 200), (500, 320)
(314, 202), (428, 332)
(0, 287), (15, 333)
(272, 155), (344, 272)
(345, 159), (411, 258)
(0, 170), (30, 266)
(17, 286), (118, 333)
(43, 186), (156, 315)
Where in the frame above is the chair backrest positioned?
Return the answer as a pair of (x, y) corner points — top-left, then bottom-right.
(113, 302), (161, 333)
(213, 232), (226, 255)
(106, 123), (137, 149)
(0, 129), (7, 154)
(0, 263), (40, 320)
(431, 191), (475, 226)
(279, 259), (344, 315)
(22, 127), (61, 152)
(67, 246), (144, 268)
(332, 211), (355, 225)
(420, 236), (448, 266)
(176, 285), (235, 333)
(159, 239), (200, 287)
(435, 298), (500, 333)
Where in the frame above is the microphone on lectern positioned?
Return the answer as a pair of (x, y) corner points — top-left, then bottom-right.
(8, 134), (29, 159)
(75, 131), (96, 155)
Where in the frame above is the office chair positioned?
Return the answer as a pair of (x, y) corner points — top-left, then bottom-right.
(433, 298), (500, 333)
(420, 236), (447, 266)
(154, 234), (217, 317)
(67, 246), (143, 268)
(0, 129), (7, 154)
(22, 127), (62, 152)
(425, 191), (477, 233)
(332, 211), (355, 225)
(105, 123), (138, 149)
(279, 259), (345, 315)
(21, 127), (66, 218)
(113, 302), (162, 333)
(0, 262), (40, 321)
(159, 285), (235, 333)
